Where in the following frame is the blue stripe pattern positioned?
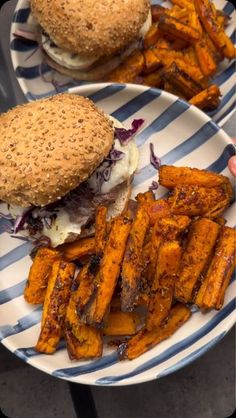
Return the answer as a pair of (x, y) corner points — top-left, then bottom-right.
(12, 7), (30, 23)
(15, 64), (51, 79)
(0, 306), (42, 342)
(14, 340), (66, 361)
(10, 38), (38, 52)
(0, 279), (27, 305)
(207, 143), (235, 172)
(0, 242), (32, 271)
(95, 299), (235, 384)
(88, 84), (126, 102)
(0, 218), (12, 234)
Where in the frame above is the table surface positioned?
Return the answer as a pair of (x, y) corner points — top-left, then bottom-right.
(0, 2), (235, 418)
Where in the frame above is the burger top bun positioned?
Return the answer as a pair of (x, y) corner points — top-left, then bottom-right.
(30, 0), (150, 57)
(0, 93), (114, 208)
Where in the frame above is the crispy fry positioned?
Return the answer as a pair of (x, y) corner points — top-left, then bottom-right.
(143, 24), (161, 49)
(121, 205), (150, 312)
(35, 260), (75, 354)
(24, 247), (60, 304)
(58, 237), (95, 261)
(194, 0), (236, 59)
(143, 49), (162, 74)
(162, 62), (203, 99)
(146, 199), (172, 226)
(171, 0), (195, 10)
(175, 219), (220, 303)
(147, 241), (181, 330)
(64, 284), (102, 360)
(103, 311), (140, 336)
(118, 304), (191, 360)
(195, 226), (236, 310)
(170, 184), (232, 217)
(74, 255), (100, 316)
(95, 206), (108, 256)
(158, 14), (201, 43)
(83, 211), (133, 326)
(194, 38), (217, 76)
(189, 85), (221, 110)
(141, 70), (163, 88)
(136, 190), (155, 204)
(159, 165), (231, 189)
(164, 80), (187, 99)
(106, 50), (144, 83)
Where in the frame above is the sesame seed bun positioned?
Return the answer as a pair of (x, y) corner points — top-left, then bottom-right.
(30, 0), (150, 57)
(0, 93), (114, 207)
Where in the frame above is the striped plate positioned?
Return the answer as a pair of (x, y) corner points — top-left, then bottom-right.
(10, 0), (236, 125)
(0, 83), (235, 386)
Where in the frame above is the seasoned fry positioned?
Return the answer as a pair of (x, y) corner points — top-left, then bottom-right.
(121, 205), (150, 312)
(24, 247), (60, 304)
(74, 255), (100, 316)
(141, 70), (163, 88)
(170, 185), (232, 217)
(194, 38), (217, 76)
(146, 199), (172, 226)
(58, 237), (95, 261)
(159, 165), (231, 189)
(194, 0), (236, 59)
(143, 49), (162, 74)
(35, 260), (75, 354)
(147, 241), (181, 330)
(118, 304), (191, 360)
(162, 63), (203, 99)
(95, 206), (108, 256)
(143, 24), (161, 49)
(175, 219), (220, 303)
(136, 190), (155, 204)
(195, 226), (236, 310)
(103, 311), (140, 336)
(83, 211), (133, 326)
(158, 14), (201, 43)
(171, 0), (195, 10)
(64, 285), (102, 360)
(189, 85), (221, 110)
(106, 50), (144, 83)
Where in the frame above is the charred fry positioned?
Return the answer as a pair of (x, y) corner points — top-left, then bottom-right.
(143, 49), (162, 74)
(195, 226), (236, 310)
(74, 255), (100, 316)
(189, 85), (221, 110)
(35, 260), (75, 354)
(158, 14), (201, 43)
(175, 218), (220, 303)
(118, 304), (191, 360)
(95, 206), (108, 256)
(162, 62), (203, 99)
(24, 247), (60, 304)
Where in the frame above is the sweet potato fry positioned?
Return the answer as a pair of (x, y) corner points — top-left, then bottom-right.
(24, 247), (60, 304)
(175, 219), (220, 303)
(143, 49), (162, 74)
(159, 165), (231, 189)
(106, 50), (144, 83)
(143, 24), (161, 49)
(121, 205), (150, 312)
(83, 211), (133, 326)
(103, 311), (140, 336)
(194, 38), (217, 76)
(163, 80), (187, 100)
(162, 62), (203, 99)
(118, 304), (191, 360)
(74, 255), (100, 316)
(146, 199), (172, 226)
(170, 184), (232, 217)
(64, 284), (102, 360)
(136, 190), (155, 204)
(58, 237), (95, 261)
(95, 206), (108, 256)
(141, 70), (163, 88)
(158, 14), (201, 43)
(195, 226), (236, 310)
(35, 260), (75, 354)
(171, 0), (195, 10)
(189, 85), (221, 110)
(147, 240), (181, 330)
(194, 0), (236, 59)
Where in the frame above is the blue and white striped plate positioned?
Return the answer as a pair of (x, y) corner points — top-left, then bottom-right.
(0, 83), (235, 385)
(10, 0), (235, 126)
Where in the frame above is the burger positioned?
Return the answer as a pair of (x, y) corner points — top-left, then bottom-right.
(30, 0), (152, 80)
(0, 93), (141, 247)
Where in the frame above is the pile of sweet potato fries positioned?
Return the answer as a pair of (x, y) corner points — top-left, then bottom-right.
(105, 0), (236, 110)
(24, 165), (235, 361)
